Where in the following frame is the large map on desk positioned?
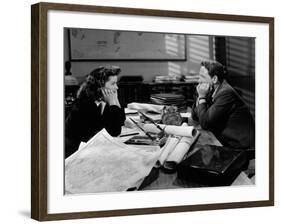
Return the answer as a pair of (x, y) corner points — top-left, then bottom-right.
(65, 129), (161, 194)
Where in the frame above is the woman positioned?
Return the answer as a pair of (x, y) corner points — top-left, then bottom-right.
(65, 65), (126, 158)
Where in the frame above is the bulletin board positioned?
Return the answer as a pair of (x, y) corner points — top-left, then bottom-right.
(68, 28), (186, 61)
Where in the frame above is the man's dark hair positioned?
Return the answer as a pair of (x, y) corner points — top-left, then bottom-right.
(201, 61), (227, 82)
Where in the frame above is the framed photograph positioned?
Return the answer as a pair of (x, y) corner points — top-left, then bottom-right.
(31, 2), (274, 221)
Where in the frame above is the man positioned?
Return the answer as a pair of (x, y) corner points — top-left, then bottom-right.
(191, 61), (255, 149)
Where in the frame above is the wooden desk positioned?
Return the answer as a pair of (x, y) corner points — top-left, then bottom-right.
(139, 127), (253, 190)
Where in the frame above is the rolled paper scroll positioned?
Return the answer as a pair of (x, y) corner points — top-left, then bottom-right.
(143, 123), (196, 137)
(164, 131), (200, 171)
(155, 136), (180, 167)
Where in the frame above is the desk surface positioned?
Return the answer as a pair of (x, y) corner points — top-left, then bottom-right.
(139, 127), (253, 190)
(123, 108), (253, 189)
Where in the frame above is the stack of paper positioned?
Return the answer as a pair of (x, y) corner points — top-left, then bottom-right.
(150, 93), (187, 111)
(127, 102), (164, 114)
(150, 93), (185, 106)
(153, 75), (181, 83)
(183, 75), (199, 83)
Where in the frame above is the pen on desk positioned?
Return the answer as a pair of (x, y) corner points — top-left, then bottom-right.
(129, 118), (154, 140)
(139, 111), (165, 132)
(119, 132), (139, 137)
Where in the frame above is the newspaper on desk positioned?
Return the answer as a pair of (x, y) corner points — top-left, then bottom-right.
(65, 129), (161, 194)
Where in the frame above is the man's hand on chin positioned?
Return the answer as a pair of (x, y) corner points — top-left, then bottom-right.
(197, 83), (211, 98)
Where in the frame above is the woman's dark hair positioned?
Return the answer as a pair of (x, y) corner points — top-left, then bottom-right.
(77, 65), (121, 101)
(201, 61), (227, 82)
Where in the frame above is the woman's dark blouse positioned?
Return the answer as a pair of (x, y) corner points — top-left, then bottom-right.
(65, 97), (125, 158)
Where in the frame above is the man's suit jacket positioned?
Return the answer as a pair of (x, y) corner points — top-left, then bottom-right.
(192, 80), (255, 149)
(65, 97), (126, 158)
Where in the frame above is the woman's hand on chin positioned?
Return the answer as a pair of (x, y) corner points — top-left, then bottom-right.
(102, 88), (120, 107)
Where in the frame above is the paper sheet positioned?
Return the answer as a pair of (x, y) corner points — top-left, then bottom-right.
(127, 102), (164, 114)
(65, 129), (161, 194)
(143, 123), (196, 137)
(124, 108), (138, 114)
(124, 115), (142, 128)
(77, 141), (87, 151)
(120, 126), (140, 136)
(180, 112), (191, 118)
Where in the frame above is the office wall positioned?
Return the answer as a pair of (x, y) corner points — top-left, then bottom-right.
(64, 29), (214, 83)
(224, 37), (255, 118)
(64, 30), (255, 116)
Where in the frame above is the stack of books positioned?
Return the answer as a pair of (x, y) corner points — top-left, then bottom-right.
(183, 74), (199, 83)
(154, 75), (181, 83)
(150, 93), (186, 110)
